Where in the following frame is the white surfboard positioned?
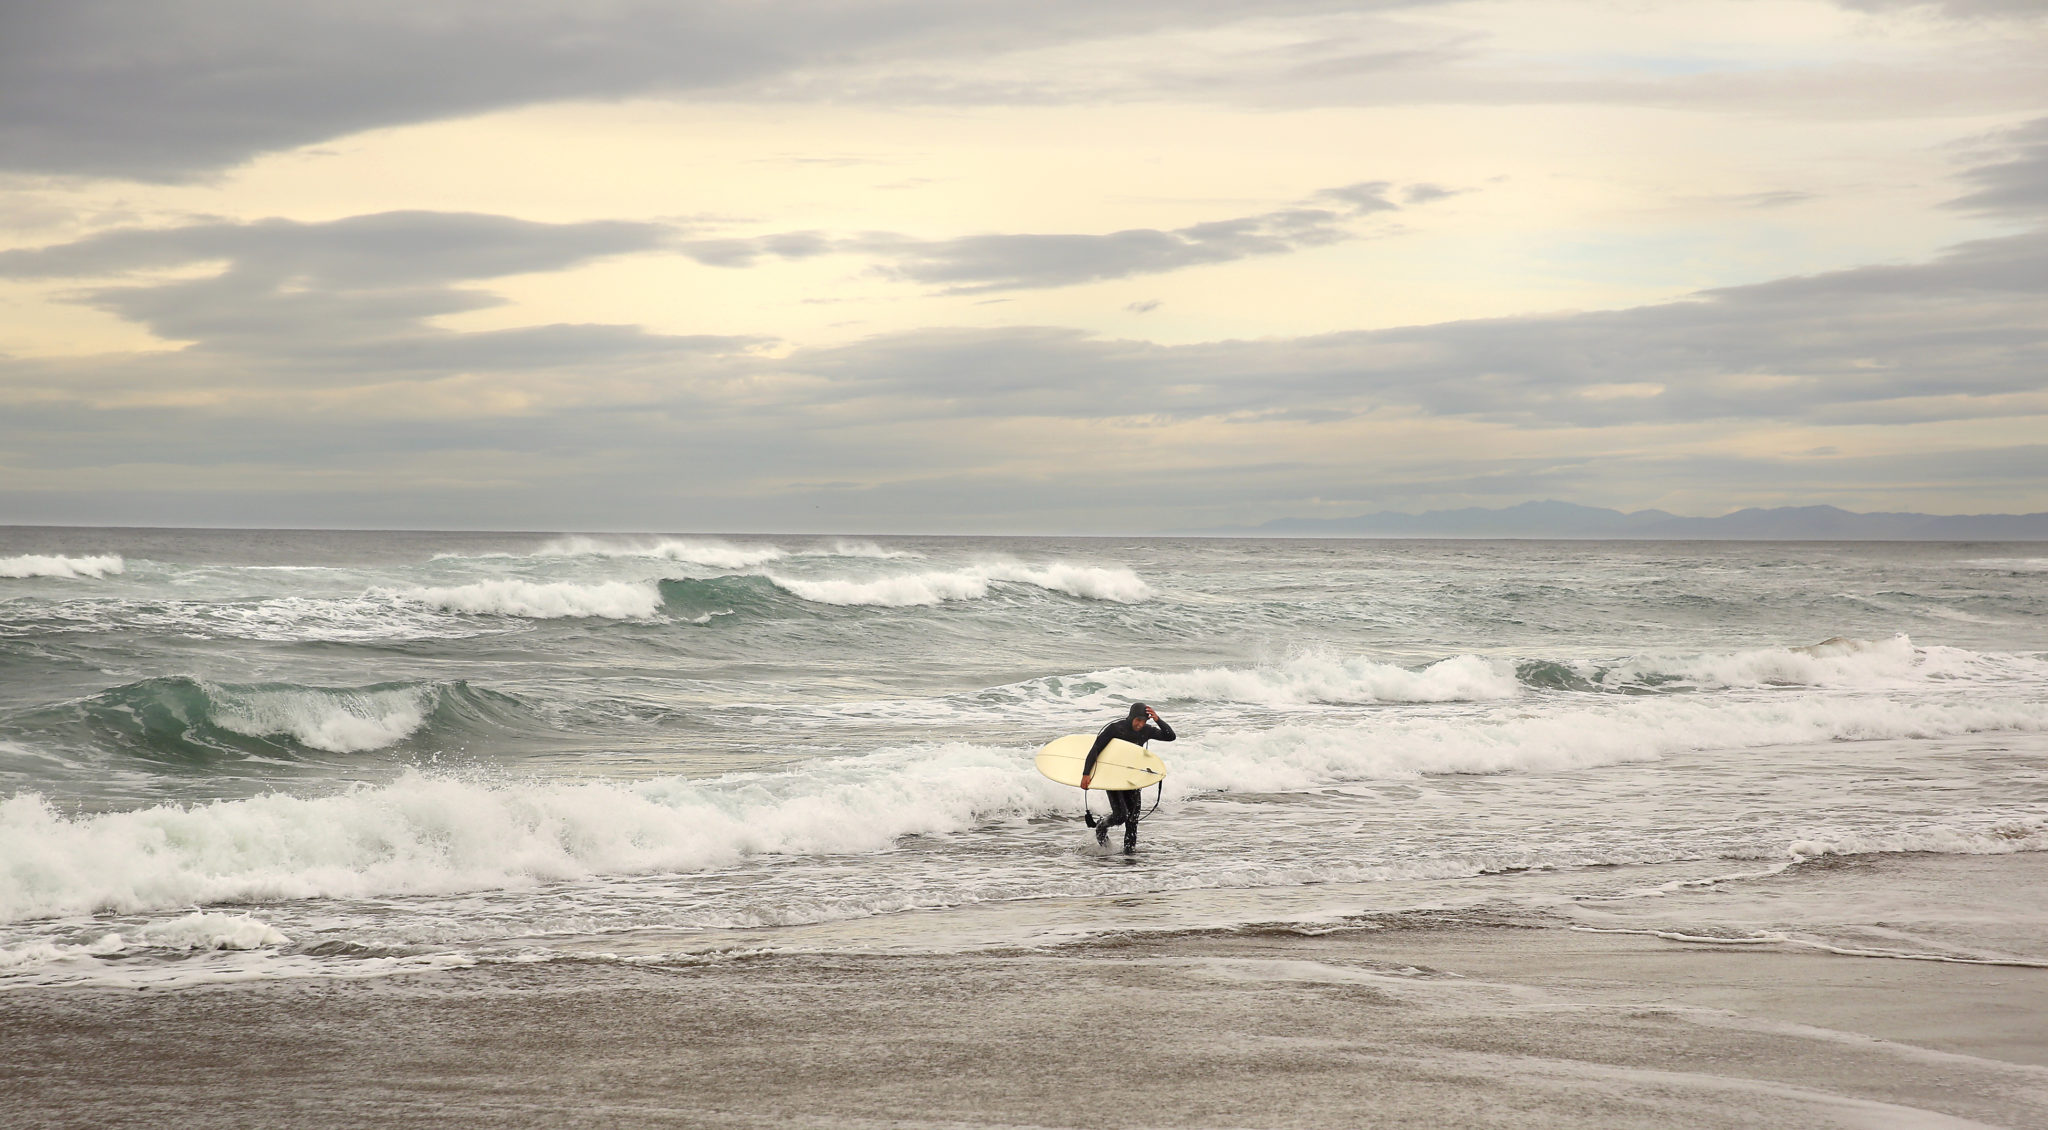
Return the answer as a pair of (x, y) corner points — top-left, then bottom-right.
(1034, 734), (1168, 791)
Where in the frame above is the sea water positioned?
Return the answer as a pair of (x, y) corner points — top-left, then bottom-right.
(2, 530), (2044, 988)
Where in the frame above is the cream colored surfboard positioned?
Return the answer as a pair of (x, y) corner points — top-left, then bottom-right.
(1034, 734), (1168, 791)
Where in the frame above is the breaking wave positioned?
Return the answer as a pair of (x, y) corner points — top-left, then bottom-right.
(1524, 635), (2046, 693)
(765, 562), (1151, 606)
(6, 693), (2044, 924)
(1171, 695), (2048, 794)
(19, 677), (528, 761)
(531, 536), (790, 569)
(1097, 653), (1520, 706)
(1035, 637), (2036, 710)
(0, 554), (124, 580)
(386, 579), (663, 620)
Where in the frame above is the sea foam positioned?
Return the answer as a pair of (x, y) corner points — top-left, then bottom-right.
(1100, 653), (1521, 706)
(1174, 694), (2048, 794)
(0, 743), (1066, 923)
(533, 536), (790, 569)
(0, 554), (124, 580)
(6, 693), (2043, 925)
(767, 561), (1151, 606)
(1584, 635), (2043, 691)
(388, 579), (663, 619)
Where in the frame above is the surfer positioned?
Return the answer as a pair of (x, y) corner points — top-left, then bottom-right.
(1081, 702), (1175, 853)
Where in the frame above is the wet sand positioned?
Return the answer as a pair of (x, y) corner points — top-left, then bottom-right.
(7, 917), (2046, 1129)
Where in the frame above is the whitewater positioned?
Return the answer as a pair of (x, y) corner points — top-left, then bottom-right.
(1, 530), (2045, 987)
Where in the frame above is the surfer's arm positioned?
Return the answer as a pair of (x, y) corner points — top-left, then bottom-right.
(1147, 717), (1176, 742)
(1079, 728), (1115, 785)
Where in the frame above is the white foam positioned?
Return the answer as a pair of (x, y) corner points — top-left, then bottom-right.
(1788, 816), (2048, 861)
(811, 539), (919, 560)
(1591, 635), (2040, 690)
(384, 579), (662, 620)
(769, 570), (990, 607)
(0, 743), (1071, 923)
(508, 535), (914, 565)
(133, 911), (292, 951)
(0, 913), (286, 973)
(1960, 557), (2048, 573)
(208, 684), (434, 753)
(1170, 695), (2048, 795)
(767, 561), (1151, 606)
(533, 536), (791, 569)
(6, 694), (2045, 926)
(1103, 653), (1521, 706)
(0, 553), (124, 579)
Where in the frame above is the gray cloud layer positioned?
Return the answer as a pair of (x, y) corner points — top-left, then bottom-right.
(4, 207), (2043, 527)
(0, 0), (1410, 180)
(1949, 116), (2048, 218)
(3, 102), (2045, 529)
(0, 211), (737, 377)
(9, 1), (2035, 183)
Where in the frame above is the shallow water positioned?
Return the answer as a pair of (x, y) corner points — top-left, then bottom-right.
(2, 530), (2044, 987)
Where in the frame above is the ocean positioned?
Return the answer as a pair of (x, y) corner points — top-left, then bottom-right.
(3, 530), (2045, 989)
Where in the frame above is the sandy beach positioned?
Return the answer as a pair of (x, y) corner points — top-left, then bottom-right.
(9, 899), (2046, 1129)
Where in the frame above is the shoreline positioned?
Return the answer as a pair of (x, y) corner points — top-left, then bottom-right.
(9, 911), (2046, 1128)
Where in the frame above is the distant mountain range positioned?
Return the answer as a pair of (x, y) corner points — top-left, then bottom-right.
(1207, 501), (2048, 540)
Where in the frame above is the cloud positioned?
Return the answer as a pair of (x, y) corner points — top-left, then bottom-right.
(6, 200), (2043, 432)
(4, 127), (2046, 529)
(1398, 183), (1461, 205)
(1317, 181), (1402, 212)
(768, 219), (2048, 430)
(675, 181), (1441, 292)
(19, 1), (2035, 185)
(0, 1), (1410, 180)
(861, 207), (1357, 293)
(0, 211), (738, 381)
(0, 210), (667, 285)
(1836, 0), (2048, 18)
(1946, 115), (2048, 218)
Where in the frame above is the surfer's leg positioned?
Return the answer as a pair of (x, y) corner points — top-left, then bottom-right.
(1105, 790), (1138, 851)
(1096, 790), (1132, 845)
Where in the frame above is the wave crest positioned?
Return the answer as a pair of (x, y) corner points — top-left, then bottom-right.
(0, 553), (124, 579)
(0, 743), (1066, 922)
(1567, 635), (2039, 691)
(767, 562), (1151, 607)
(1099, 653), (1520, 706)
(534, 536), (790, 569)
(27, 677), (524, 760)
(387, 579), (662, 619)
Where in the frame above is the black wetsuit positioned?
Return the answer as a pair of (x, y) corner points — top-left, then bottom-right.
(1082, 716), (1175, 848)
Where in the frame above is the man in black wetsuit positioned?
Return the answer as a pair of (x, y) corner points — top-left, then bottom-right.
(1080, 702), (1175, 854)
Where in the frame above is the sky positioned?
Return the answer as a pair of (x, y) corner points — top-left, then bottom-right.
(0, 0), (2044, 533)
